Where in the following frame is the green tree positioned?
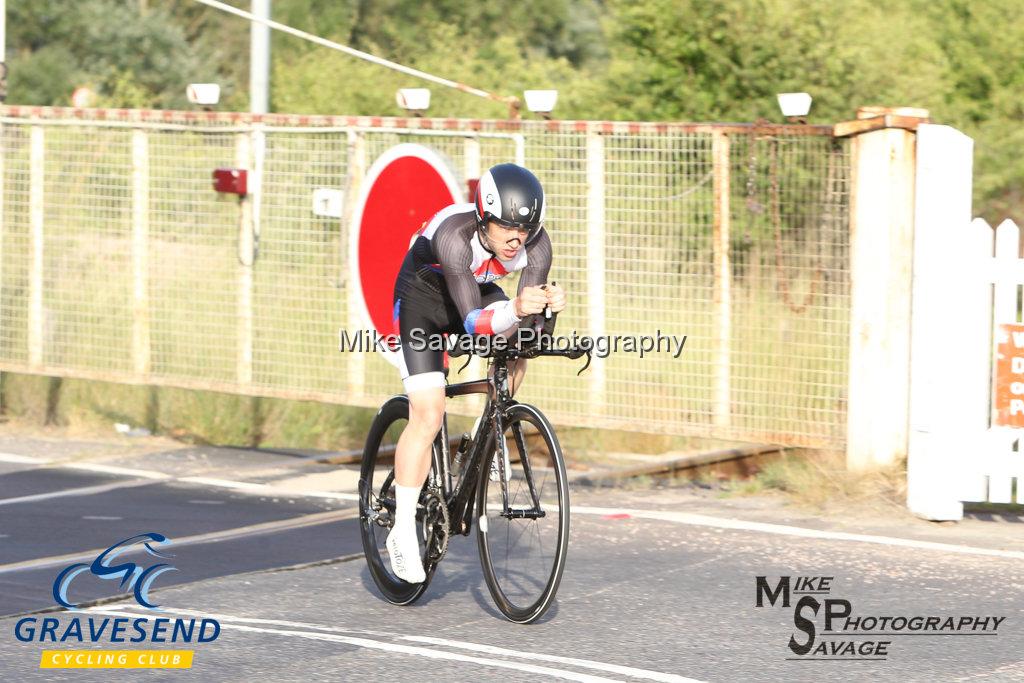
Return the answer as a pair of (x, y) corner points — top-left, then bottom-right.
(7, 0), (207, 108)
(918, 0), (1024, 221)
(273, 21), (582, 118)
(587, 0), (950, 122)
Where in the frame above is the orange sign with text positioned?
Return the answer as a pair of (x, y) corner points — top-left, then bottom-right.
(994, 323), (1024, 427)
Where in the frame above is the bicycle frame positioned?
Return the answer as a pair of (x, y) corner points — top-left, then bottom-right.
(432, 357), (528, 536)
(411, 329), (587, 537)
(434, 376), (498, 535)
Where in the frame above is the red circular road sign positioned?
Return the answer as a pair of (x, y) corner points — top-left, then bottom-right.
(350, 144), (464, 365)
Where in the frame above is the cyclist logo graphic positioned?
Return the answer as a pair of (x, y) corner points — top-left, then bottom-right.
(52, 533), (176, 609)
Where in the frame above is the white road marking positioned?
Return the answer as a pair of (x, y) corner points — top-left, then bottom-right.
(404, 636), (701, 683)
(178, 476), (270, 491)
(0, 478), (165, 506)
(81, 515), (123, 521)
(0, 454), (358, 512)
(574, 506), (1024, 560)
(90, 606), (699, 683)
(177, 476), (359, 502)
(0, 508), (360, 574)
(64, 462), (170, 479)
(0, 452), (50, 464)
(287, 489), (360, 502)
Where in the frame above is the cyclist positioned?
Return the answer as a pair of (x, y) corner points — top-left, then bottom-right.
(386, 163), (566, 583)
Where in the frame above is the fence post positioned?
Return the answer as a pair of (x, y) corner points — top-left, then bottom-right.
(586, 131), (607, 410)
(905, 124), (976, 520)
(28, 124), (44, 369)
(345, 130), (367, 398)
(464, 137), (481, 183)
(236, 130), (254, 387)
(513, 134), (525, 167)
(131, 129), (151, 377)
(463, 136), (487, 400)
(711, 131), (731, 428)
(843, 111), (925, 470)
(0, 120), (5, 357)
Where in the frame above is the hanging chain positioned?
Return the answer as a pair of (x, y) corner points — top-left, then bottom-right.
(769, 138), (826, 314)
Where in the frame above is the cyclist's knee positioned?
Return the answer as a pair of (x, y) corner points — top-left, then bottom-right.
(408, 389), (445, 435)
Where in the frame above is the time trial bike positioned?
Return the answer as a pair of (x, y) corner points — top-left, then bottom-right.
(359, 316), (589, 623)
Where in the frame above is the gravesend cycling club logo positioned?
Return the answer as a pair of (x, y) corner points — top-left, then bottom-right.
(53, 532), (176, 609)
(755, 575), (1006, 661)
(12, 532), (221, 670)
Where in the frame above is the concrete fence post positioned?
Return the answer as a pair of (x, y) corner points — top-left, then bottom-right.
(345, 130), (367, 398)
(586, 131), (607, 410)
(236, 130), (255, 387)
(840, 108), (928, 470)
(28, 124), (44, 369)
(463, 136), (487, 400)
(711, 131), (731, 428)
(131, 129), (151, 377)
(0, 120), (5, 357)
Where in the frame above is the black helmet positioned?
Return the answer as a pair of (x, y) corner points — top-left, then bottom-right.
(474, 163), (546, 242)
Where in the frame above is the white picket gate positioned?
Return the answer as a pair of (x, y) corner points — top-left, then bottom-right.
(908, 209), (1024, 519)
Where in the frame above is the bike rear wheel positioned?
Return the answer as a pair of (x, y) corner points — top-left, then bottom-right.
(476, 402), (570, 623)
(358, 395), (431, 605)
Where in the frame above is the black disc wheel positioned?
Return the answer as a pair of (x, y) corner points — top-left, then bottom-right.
(476, 403), (570, 623)
(359, 395), (432, 605)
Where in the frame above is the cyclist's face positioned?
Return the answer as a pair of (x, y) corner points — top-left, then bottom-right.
(485, 221), (530, 258)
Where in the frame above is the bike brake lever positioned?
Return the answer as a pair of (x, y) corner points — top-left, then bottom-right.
(576, 350), (592, 376)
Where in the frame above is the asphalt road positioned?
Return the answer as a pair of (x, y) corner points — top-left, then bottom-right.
(0, 431), (1022, 682)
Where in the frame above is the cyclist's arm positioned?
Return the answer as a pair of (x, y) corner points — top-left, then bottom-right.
(511, 229), (554, 333)
(516, 229), (552, 295)
(434, 224), (520, 335)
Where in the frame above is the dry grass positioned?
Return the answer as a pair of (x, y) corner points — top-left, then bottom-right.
(727, 449), (908, 514)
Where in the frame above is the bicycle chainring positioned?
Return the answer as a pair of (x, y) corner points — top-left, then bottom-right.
(421, 487), (450, 564)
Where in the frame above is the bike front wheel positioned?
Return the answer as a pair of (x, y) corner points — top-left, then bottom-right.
(476, 402), (570, 623)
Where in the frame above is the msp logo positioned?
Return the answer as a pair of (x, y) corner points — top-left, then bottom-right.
(755, 575), (1006, 661)
(53, 532), (176, 609)
(13, 532), (220, 670)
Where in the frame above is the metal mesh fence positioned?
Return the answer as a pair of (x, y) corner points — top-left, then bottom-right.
(0, 108), (850, 447)
(727, 134), (850, 443)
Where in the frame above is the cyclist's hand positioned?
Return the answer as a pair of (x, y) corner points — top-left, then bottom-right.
(545, 283), (566, 313)
(515, 286), (548, 317)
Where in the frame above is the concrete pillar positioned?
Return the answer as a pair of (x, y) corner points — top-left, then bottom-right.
(841, 108), (928, 470)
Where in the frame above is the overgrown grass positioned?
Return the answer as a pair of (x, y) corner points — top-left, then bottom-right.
(0, 371), (378, 451)
(0, 371), (743, 456)
(726, 449), (907, 512)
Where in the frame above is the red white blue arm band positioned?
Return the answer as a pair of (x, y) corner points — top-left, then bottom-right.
(463, 300), (521, 335)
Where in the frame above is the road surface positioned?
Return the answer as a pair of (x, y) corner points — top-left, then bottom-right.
(0, 430), (1022, 681)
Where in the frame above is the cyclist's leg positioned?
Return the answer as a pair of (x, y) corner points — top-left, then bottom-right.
(394, 292), (449, 487)
(387, 294), (448, 583)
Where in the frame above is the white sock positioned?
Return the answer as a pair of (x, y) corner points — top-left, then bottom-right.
(387, 484), (426, 583)
(394, 483), (420, 530)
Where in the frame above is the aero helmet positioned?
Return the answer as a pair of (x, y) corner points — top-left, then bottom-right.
(474, 163), (546, 244)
